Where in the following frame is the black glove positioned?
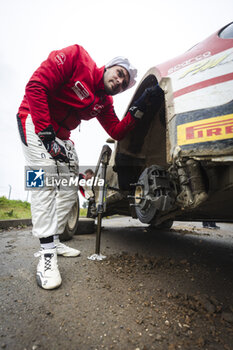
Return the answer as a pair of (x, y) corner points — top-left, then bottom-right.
(129, 84), (163, 119)
(38, 125), (69, 163)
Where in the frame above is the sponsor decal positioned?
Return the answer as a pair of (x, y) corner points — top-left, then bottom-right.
(168, 51), (211, 74)
(179, 52), (233, 79)
(72, 81), (90, 100)
(90, 104), (104, 117)
(55, 52), (66, 65)
(177, 114), (233, 146)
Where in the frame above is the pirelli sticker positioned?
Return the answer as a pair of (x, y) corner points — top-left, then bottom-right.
(177, 114), (233, 146)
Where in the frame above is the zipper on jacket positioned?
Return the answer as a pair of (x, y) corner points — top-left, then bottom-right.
(56, 94), (97, 135)
(55, 106), (73, 135)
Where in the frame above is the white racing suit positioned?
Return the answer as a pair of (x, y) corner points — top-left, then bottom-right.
(18, 114), (79, 239)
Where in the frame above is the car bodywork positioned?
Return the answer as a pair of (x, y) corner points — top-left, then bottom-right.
(95, 22), (233, 227)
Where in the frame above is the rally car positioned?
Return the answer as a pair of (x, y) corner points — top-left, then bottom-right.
(63, 22), (233, 238)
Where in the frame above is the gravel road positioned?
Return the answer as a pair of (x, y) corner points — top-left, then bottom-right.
(0, 218), (233, 350)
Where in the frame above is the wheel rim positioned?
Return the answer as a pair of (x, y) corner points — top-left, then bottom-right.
(67, 201), (79, 230)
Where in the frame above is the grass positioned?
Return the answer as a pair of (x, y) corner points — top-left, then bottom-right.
(0, 196), (31, 220)
(0, 196), (88, 220)
(80, 208), (87, 217)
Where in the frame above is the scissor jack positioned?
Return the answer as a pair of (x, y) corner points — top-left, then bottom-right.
(88, 145), (112, 261)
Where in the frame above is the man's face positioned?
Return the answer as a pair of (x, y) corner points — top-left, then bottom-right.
(103, 65), (130, 96)
(85, 172), (93, 180)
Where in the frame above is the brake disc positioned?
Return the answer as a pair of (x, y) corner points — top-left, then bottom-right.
(134, 165), (174, 224)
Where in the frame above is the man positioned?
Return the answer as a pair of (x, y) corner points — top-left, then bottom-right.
(83, 169), (95, 200)
(17, 44), (158, 290)
(83, 169), (96, 218)
(78, 169), (95, 208)
(78, 168), (96, 218)
(84, 168), (94, 181)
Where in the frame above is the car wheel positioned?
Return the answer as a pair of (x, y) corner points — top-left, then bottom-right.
(60, 197), (80, 242)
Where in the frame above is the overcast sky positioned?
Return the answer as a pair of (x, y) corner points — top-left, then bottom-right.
(0, 0), (232, 201)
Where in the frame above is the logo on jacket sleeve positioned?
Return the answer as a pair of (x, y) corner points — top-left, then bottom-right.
(55, 53), (66, 65)
(90, 104), (104, 116)
(72, 81), (90, 100)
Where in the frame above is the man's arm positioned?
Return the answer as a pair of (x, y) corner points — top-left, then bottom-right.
(97, 85), (163, 141)
(97, 104), (137, 141)
(25, 45), (79, 134)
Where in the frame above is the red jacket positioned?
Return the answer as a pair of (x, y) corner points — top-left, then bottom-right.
(18, 45), (136, 141)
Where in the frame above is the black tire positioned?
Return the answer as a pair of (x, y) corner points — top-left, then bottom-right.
(60, 197), (80, 242)
(135, 201), (157, 224)
(150, 219), (173, 230)
(75, 218), (95, 235)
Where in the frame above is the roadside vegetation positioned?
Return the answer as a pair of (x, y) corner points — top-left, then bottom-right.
(0, 196), (87, 220)
(0, 196), (31, 220)
(80, 208), (87, 217)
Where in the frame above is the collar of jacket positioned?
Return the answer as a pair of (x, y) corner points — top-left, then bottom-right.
(94, 66), (106, 92)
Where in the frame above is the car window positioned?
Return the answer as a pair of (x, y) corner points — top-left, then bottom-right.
(219, 22), (233, 39)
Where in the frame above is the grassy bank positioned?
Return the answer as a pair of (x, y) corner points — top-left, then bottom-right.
(0, 196), (31, 220)
(0, 196), (87, 220)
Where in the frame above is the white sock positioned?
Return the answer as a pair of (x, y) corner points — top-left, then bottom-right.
(39, 236), (56, 250)
(40, 242), (56, 250)
(54, 235), (60, 244)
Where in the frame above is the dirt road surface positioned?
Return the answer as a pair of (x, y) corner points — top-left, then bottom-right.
(0, 218), (233, 350)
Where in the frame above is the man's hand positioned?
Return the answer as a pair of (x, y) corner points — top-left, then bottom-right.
(129, 84), (163, 119)
(46, 140), (69, 163)
(38, 125), (69, 163)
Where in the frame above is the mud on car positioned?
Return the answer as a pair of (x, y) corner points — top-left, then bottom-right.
(85, 22), (233, 229)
